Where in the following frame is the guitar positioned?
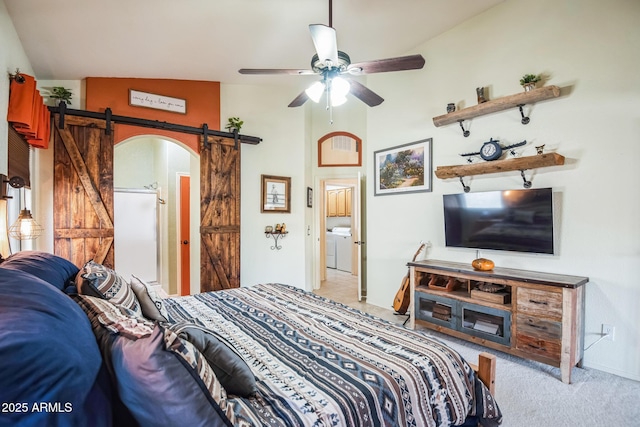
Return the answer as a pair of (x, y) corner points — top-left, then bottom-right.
(393, 243), (426, 315)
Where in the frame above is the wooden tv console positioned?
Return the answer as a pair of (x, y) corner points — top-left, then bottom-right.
(408, 259), (588, 383)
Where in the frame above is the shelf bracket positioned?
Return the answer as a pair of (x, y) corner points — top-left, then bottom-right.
(459, 177), (471, 193)
(265, 231), (287, 250)
(458, 120), (470, 137)
(520, 170), (532, 188)
(518, 104), (530, 125)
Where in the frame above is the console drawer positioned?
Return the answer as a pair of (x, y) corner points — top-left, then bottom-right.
(517, 288), (562, 321)
(516, 334), (561, 360)
(516, 314), (562, 341)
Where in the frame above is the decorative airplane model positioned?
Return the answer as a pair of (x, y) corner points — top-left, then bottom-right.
(460, 138), (527, 162)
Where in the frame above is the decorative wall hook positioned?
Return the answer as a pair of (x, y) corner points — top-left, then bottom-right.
(518, 104), (530, 125)
(8, 69), (25, 84)
(459, 176), (471, 193)
(520, 170), (532, 188)
(458, 120), (470, 137)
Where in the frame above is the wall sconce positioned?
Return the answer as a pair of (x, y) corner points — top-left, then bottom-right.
(1, 175), (43, 241)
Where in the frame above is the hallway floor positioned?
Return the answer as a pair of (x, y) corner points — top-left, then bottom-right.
(314, 268), (407, 325)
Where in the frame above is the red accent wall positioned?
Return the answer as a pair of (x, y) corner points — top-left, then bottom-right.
(85, 77), (220, 152)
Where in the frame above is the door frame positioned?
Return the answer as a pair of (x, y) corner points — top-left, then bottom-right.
(313, 173), (365, 300)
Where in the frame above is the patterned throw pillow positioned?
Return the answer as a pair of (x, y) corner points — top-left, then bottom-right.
(76, 294), (155, 339)
(129, 275), (170, 322)
(76, 260), (142, 317)
(74, 295), (236, 426)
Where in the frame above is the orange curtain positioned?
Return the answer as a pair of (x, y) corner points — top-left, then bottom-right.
(7, 73), (51, 149)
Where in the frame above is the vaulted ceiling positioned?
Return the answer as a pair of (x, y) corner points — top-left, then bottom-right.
(5, 0), (503, 88)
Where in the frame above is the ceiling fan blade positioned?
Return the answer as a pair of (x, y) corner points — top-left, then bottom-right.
(239, 68), (316, 75)
(309, 24), (339, 65)
(348, 80), (384, 107)
(347, 54), (425, 75)
(288, 91), (309, 108)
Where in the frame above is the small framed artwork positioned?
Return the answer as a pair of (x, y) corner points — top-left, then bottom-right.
(261, 175), (291, 213)
(374, 138), (432, 196)
(306, 187), (313, 208)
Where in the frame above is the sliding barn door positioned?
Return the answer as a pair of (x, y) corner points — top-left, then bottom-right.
(53, 115), (115, 268)
(200, 136), (240, 292)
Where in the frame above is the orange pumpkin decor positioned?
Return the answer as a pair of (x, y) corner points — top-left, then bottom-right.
(472, 258), (495, 271)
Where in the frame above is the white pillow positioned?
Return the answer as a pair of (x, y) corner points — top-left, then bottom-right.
(129, 275), (170, 322)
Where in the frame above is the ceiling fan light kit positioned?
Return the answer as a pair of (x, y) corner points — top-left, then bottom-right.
(238, 0), (425, 121)
(305, 81), (325, 103)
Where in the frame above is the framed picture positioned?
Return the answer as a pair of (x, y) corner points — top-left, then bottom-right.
(373, 138), (432, 196)
(129, 89), (187, 114)
(261, 175), (291, 213)
(307, 187), (313, 208)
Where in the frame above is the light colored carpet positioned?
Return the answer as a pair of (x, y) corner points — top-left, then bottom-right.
(316, 270), (640, 426)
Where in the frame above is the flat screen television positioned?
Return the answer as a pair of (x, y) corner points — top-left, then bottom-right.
(443, 188), (554, 254)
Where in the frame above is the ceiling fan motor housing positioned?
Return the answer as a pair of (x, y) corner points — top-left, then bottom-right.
(311, 50), (351, 74)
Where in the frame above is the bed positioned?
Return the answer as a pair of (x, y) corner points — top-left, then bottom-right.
(0, 251), (502, 427)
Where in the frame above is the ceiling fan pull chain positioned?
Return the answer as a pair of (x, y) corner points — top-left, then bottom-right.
(326, 80), (334, 124)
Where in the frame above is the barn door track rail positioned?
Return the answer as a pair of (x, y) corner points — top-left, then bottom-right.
(49, 103), (262, 147)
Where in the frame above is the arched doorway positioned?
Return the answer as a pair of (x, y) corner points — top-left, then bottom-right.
(51, 112), (245, 294)
(114, 135), (199, 296)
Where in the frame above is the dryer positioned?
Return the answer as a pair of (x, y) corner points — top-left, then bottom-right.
(326, 231), (336, 269)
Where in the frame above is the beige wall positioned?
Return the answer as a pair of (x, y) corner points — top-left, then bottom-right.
(0, 0), (33, 175)
(364, 0), (640, 380)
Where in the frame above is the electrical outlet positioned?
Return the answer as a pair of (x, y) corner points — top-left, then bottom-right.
(602, 324), (615, 341)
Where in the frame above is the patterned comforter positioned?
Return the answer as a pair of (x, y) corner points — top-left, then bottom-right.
(164, 283), (502, 427)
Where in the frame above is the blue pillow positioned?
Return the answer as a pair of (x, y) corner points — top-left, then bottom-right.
(0, 268), (111, 426)
(1, 250), (79, 291)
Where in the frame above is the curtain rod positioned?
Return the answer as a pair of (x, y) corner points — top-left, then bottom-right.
(47, 103), (262, 146)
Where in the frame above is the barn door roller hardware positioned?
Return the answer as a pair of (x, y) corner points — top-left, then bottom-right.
(201, 124), (239, 150)
(49, 105), (261, 146)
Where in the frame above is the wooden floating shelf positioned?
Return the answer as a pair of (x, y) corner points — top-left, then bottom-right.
(433, 85), (561, 127)
(434, 153), (565, 179)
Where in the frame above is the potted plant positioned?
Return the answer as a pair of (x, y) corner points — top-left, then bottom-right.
(47, 86), (73, 105)
(519, 74), (540, 92)
(225, 117), (244, 133)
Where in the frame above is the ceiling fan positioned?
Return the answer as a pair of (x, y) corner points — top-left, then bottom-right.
(238, 0), (425, 111)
